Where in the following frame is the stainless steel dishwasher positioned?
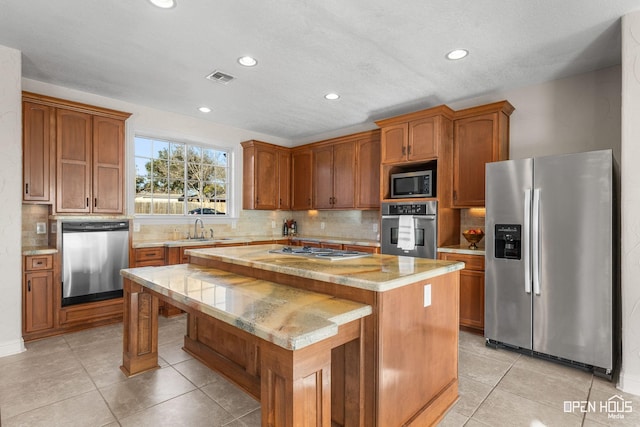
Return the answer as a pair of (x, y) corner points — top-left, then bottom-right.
(62, 221), (129, 306)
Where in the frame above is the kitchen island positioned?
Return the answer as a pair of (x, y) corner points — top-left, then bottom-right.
(121, 244), (463, 427)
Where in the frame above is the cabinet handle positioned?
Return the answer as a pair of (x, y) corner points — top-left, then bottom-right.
(25, 183), (29, 194)
(86, 197), (89, 207)
(308, 198), (311, 206)
(402, 146), (406, 155)
(407, 144), (411, 155)
(27, 280), (31, 292)
(94, 198), (97, 207)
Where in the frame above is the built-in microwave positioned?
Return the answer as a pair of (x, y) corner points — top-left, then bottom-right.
(390, 170), (434, 198)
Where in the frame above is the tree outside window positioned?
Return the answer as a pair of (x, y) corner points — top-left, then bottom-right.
(134, 136), (229, 215)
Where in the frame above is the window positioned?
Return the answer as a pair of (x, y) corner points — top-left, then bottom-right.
(134, 136), (229, 216)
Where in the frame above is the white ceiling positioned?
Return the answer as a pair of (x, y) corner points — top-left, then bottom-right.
(1, 0), (639, 144)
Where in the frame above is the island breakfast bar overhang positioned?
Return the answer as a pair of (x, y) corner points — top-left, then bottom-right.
(120, 263), (372, 427)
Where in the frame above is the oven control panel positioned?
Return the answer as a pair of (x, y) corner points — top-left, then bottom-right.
(382, 201), (437, 216)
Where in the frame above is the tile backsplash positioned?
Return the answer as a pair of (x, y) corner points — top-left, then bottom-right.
(22, 204), (50, 247)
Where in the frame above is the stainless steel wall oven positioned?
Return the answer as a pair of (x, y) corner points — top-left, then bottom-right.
(380, 201), (437, 258)
(62, 221), (129, 306)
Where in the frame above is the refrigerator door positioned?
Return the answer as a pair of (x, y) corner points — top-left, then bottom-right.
(532, 150), (612, 369)
(485, 158), (533, 349)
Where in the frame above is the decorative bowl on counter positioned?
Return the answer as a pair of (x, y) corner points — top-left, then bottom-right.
(462, 229), (485, 249)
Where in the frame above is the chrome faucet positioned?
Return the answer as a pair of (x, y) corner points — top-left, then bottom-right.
(193, 218), (204, 239)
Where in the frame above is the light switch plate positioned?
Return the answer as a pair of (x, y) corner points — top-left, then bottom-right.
(423, 284), (431, 307)
(36, 222), (46, 234)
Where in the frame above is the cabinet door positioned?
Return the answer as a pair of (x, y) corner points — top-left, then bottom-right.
(356, 137), (381, 209)
(93, 116), (125, 213)
(277, 149), (291, 210)
(57, 109), (92, 213)
(459, 270), (485, 330)
(24, 271), (54, 333)
(313, 145), (334, 209)
(255, 147), (278, 209)
(453, 113), (497, 207)
(332, 141), (356, 209)
(408, 117), (437, 161)
(380, 124), (408, 164)
(23, 101), (54, 202)
(291, 149), (313, 210)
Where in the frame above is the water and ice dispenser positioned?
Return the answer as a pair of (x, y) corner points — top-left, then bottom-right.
(494, 224), (522, 260)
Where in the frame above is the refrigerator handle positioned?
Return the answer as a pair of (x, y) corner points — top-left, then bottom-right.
(532, 188), (541, 295)
(523, 189), (532, 294)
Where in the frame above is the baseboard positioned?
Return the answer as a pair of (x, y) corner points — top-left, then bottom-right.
(0, 337), (26, 358)
(618, 370), (640, 396)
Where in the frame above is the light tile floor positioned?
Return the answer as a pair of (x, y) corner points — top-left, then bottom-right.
(1, 316), (638, 426)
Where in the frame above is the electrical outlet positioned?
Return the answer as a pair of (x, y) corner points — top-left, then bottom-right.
(36, 222), (46, 234)
(372, 223), (378, 233)
(423, 284), (431, 307)
(133, 223), (141, 232)
(232, 221), (237, 229)
(272, 221), (276, 229)
(320, 222), (325, 230)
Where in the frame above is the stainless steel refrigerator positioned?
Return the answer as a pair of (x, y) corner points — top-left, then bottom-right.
(485, 149), (614, 376)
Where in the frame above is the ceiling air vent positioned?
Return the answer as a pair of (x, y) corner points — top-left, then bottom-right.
(205, 70), (235, 85)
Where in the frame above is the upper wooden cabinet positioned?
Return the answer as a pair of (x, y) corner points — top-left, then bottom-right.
(355, 132), (381, 209)
(23, 101), (55, 203)
(377, 106), (454, 165)
(291, 147), (313, 210)
(241, 140), (291, 210)
(453, 101), (514, 207)
(23, 92), (131, 214)
(313, 140), (356, 209)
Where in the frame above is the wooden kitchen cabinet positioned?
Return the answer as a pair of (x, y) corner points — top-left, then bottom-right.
(291, 147), (313, 210)
(377, 106), (454, 165)
(23, 255), (55, 335)
(241, 140), (291, 210)
(439, 252), (485, 334)
(313, 140), (356, 209)
(23, 92), (131, 214)
(453, 101), (514, 207)
(22, 101), (55, 203)
(355, 132), (381, 209)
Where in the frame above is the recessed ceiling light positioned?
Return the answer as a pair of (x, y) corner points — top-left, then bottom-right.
(324, 93), (340, 100)
(237, 56), (258, 67)
(148, 0), (176, 9)
(446, 49), (469, 60)
(198, 106), (211, 113)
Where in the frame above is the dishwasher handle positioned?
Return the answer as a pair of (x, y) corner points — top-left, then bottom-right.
(62, 221), (129, 233)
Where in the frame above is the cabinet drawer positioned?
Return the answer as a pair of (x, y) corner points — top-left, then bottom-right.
(440, 252), (484, 270)
(25, 255), (54, 271)
(134, 247), (165, 263)
(343, 244), (379, 254)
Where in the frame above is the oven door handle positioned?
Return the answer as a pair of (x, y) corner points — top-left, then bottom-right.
(381, 215), (436, 220)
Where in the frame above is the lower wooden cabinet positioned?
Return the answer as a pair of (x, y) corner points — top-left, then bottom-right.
(24, 269), (54, 334)
(439, 252), (485, 334)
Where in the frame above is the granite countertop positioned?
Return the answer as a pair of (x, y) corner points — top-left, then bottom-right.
(121, 264), (372, 350)
(22, 246), (58, 256)
(186, 244), (464, 292)
(438, 244), (486, 256)
(132, 235), (380, 249)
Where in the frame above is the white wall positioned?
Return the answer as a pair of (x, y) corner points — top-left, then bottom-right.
(620, 11), (640, 396)
(0, 45), (25, 357)
(448, 66), (622, 161)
